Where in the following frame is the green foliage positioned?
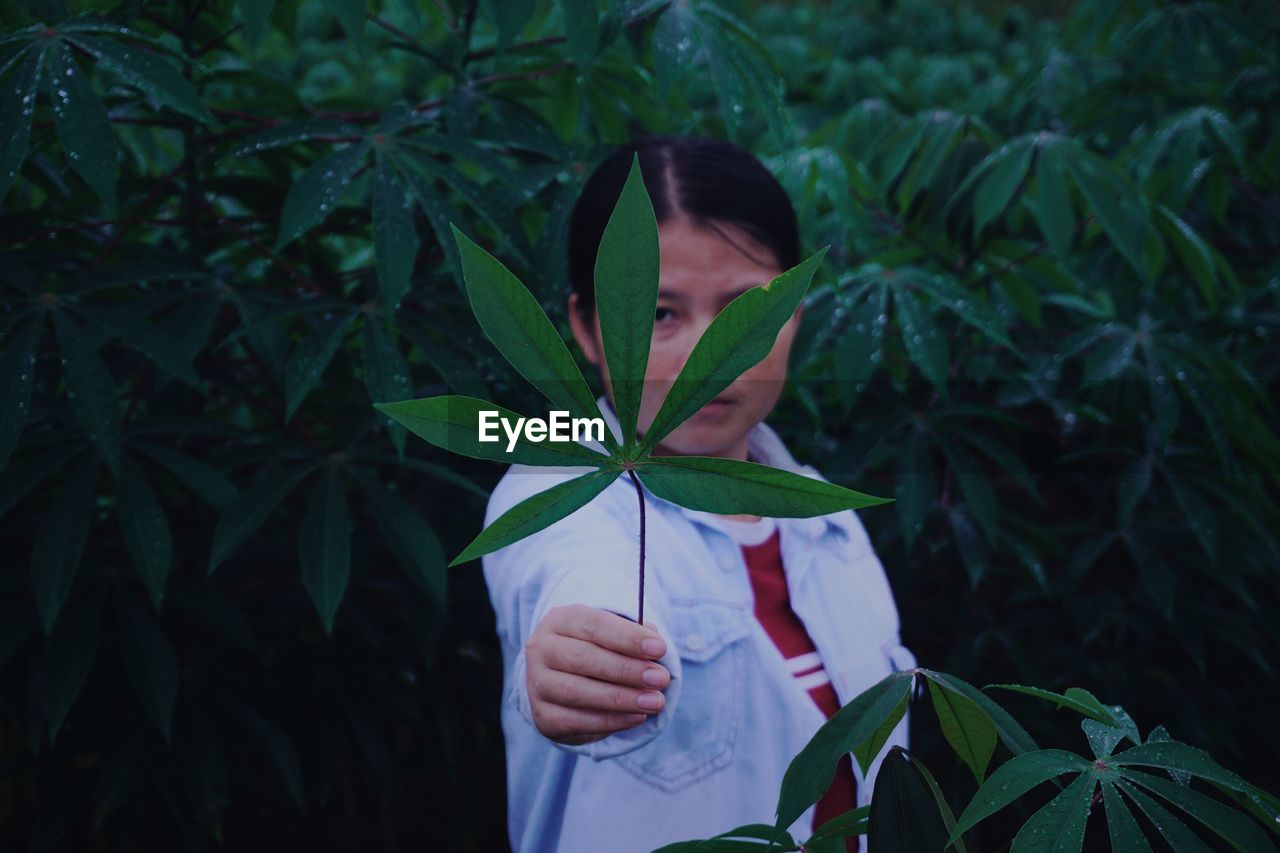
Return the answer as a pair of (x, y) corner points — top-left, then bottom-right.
(661, 670), (1278, 852)
(0, 0), (1276, 849)
(377, 158), (888, 586)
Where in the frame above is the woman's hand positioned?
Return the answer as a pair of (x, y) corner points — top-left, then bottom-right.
(525, 604), (671, 746)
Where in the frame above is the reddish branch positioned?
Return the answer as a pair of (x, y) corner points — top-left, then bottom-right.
(967, 215), (1096, 289)
(196, 196), (326, 296)
(193, 22), (241, 57)
(90, 149), (212, 268)
(625, 468), (648, 626)
(368, 14), (453, 73)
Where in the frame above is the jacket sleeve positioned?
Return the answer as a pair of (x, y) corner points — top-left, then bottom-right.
(481, 464), (684, 762)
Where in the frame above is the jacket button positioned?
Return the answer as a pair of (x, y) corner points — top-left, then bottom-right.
(684, 633), (705, 652)
(718, 554), (735, 571)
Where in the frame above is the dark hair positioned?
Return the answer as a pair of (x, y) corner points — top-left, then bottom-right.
(567, 134), (801, 325)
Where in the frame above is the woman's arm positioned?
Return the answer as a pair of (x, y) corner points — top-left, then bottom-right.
(481, 465), (684, 760)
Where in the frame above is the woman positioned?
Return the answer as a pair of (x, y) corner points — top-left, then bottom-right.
(481, 135), (917, 853)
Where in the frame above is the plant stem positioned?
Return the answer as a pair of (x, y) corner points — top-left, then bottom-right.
(625, 469), (647, 626)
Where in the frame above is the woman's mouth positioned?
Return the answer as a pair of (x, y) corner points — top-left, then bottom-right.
(698, 395), (735, 413)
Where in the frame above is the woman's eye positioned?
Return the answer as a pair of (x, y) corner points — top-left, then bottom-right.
(655, 307), (675, 323)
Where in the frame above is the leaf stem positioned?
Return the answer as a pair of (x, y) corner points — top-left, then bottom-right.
(625, 468), (647, 626)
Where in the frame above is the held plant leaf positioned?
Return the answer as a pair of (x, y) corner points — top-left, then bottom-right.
(595, 152), (660, 454)
(374, 154), (892, 620)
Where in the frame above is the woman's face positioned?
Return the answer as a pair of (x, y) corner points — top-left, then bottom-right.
(568, 212), (803, 462)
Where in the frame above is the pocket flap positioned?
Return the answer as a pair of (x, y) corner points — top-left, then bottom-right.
(666, 600), (752, 663)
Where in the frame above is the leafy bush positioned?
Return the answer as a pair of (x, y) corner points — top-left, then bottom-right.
(659, 670), (1280, 851)
(0, 0), (1276, 850)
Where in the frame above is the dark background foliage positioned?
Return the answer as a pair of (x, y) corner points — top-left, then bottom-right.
(0, 0), (1276, 850)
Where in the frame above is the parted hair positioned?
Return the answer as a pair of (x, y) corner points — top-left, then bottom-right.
(566, 134), (801, 324)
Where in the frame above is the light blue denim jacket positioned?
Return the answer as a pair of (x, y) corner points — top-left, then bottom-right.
(481, 395), (918, 853)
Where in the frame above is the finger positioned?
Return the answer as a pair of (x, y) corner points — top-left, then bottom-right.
(553, 605), (667, 660)
(533, 667), (667, 715)
(544, 635), (670, 690)
(542, 704), (650, 740)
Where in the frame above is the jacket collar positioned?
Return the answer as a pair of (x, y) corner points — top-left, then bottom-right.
(587, 394), (853, 544)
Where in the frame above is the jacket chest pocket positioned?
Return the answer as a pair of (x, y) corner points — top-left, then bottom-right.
(616, 600), (752, 793)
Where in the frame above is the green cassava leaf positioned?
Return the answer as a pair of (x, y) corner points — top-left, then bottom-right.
(925, 671), (1041, 757)
(635, 454), (891, 516)
(806, 806), (871, 850)
(851, 690), (909, 778)
(1153, 204), (1218, 309)
(909, 755), (969, 853)
(1030, 135), (1075, 257)
(374, 394), (613, 468)
(594, 153), (659, 453)
(833, 283), (888, 404)
(638, 248), (828, 456)
(274, 141), (370, 252)
(984, 684), (1120, 725)
(1064, 153), (1151, 282)
(560, 0), (600, 68)
(407, 153), (531, 268)
(1082, 719), (1126, 759)
(776, 670), (915, 830)
(0, 48), (43, 206)
(894, 286), (949, 392)
(928, 679), (997, 784)
(450, 224), (617, 453)
(867, 746), (953, 853)
(371, 152), (419, 314)
(915, 273), (1014, 351)
(115, 587), (178, 742)
(214, 692), (305, 809)
(128, 440), (237, 512)
(448, 467), (619, 567)
(1008, 767), (1096, 852)
(1114, 779), (1215, 853)
(323, 0), (366, 54)
(349, 467), (447, 608)
(283, 310), (358, 423)
(972, 136), (1035, 237)
(64, 34), (213, 125)
(896, 111), (964, 212)
(935, 435), (998, 544)
(946, 750), (1090, 845)
(480, 0), (536, 50)
(694, 12), (749, 141)
(1100, 779), (1154, 853)
(1111, 740), (1250, 791)
(1118, 768), (1278, 852)
(235, 0), (276, 47)
(39, 588), (104, 743)
(0, 444), (82, 520)
(115, 452), (172, 610)
(31, 452), (101, 635)
(388, 151), (466, 291)
(208, 463), (317, 576)
(298, 464), (350, 635)
(54, 308), (122, 474)
(77, 301), (207, 393)
(49, 40), (117, 217)
(897, 428), (934, 549)
(362, 316), (411, 458)
(224, 117), (362, 160)
(0, 312), (41, 471)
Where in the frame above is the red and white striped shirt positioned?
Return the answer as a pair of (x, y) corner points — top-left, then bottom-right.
(721, 516), (859, 853)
